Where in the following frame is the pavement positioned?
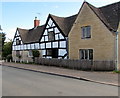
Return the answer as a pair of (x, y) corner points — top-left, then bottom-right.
(2, 62), (119, 86)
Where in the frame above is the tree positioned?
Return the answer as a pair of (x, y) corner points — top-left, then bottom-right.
(0, 32), (6, 59)
(2, 41), (12, 60)
(0, 32), (6, 47)
(32, 50), (40, 62)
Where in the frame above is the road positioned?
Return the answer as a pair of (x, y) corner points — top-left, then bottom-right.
(2, 66), (118, 96)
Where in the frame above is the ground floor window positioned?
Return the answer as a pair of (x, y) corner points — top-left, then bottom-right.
(28, 50), (33, 57)
(16, 51), (20, 57)
(46, 48), (58, 58)
(80, 49), (93, 60)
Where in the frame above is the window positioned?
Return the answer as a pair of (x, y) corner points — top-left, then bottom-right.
(16, 39), (21, 45)
(80, 49), (93, 60)
(28, 50), (33, 57)
(46, 49), (52, 56)
(81, 26), (91, 39)
(16, 51), (20, 57)
(48, 31), (55, 41)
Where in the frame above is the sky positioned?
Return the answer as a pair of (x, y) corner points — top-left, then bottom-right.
(1, 0), (120, 41)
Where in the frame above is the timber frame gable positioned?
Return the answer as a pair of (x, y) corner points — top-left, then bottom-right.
(12, 28), (24, 50)
(39, 14), (67, 59)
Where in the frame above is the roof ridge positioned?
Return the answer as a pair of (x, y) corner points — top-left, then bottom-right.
(99, 1), (120, 9)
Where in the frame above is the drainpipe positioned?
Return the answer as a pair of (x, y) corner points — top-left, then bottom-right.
(115, 31), (119, 71)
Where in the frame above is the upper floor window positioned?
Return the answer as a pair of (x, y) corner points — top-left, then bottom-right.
(81, 26), (91, 39)
(16, 39), (21, 45)
(48, 31), (55, 41)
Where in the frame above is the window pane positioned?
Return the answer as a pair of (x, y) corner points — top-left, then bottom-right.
(89, 49), (93, 60)
(81, 26), (91, 39)
(85, 50), (88, 59)
(80, 49), (84, 59)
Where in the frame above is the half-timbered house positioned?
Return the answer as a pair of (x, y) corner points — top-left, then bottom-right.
(39, 14), (77, 59)
(12, 14), (77, 62)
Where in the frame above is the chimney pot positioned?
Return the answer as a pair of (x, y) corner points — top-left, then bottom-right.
(34, 17), (40, 27)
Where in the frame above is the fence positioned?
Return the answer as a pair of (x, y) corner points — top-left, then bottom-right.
(35, 58), (115, 71)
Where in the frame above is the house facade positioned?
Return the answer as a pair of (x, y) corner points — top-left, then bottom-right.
(68, 2), (120, 70)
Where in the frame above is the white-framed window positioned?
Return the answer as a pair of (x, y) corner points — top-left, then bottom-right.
(80, 49), (93, 60)
(81, 26), (91, 39)
(28, 50), (33, 57)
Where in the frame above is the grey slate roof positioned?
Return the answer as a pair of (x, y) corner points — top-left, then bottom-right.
(17, 25), (45, 44)
(87, 1), (120, 32)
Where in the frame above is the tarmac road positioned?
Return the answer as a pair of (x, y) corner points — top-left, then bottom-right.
(2, 66), (118, 96)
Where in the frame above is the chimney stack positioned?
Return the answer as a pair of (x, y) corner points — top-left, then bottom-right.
(34, 17), (40, 27)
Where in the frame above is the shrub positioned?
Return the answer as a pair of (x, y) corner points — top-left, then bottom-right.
(32, 50), (40, 62)
(6, 54), (12, 62)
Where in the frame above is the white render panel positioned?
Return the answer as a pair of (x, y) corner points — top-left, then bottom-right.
(24, 45), (27, 50)
(60, 41), (66, 48)
(46, 42), (51, 48)
(52, 23), (55, 27)
(59, 49), (66, 56)
(27, 44), (31, 49)
(46, 25), (49, 28)
(12, 46), (15, 50)
(40, 43), (45, 49)
(20, 45), (24, 50)
(45, 36), (48, 41)
(48, 28), (53, 32)
(16, 31), (19, 36)
(54, 28), (59, 33)
(17, 45), (20, 50)
(55, 34), (59, 40)
(41, 37), (44, 42)
(31, 44), (35, 49)
(42, 50), (46, 55)
(53, 42), (58, 48)
(48, 18), (53, 26)
(44, 30), (48, 35)
(59, 33), (64, 39)
(35, 43), (39, 49)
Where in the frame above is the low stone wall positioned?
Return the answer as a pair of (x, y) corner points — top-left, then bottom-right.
(35, 58), (115, 71)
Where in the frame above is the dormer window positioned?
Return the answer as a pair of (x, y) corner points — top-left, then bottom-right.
(81, 26), (91, 39)
(16, 39), (21, 45)
(48, 31), (55, 41)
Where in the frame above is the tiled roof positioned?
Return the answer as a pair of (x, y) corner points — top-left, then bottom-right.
(16, 1), (120, 44)
(50, 14), (78, 36)
(87, 1), (120, 32)
(17, 25), (45, 44)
